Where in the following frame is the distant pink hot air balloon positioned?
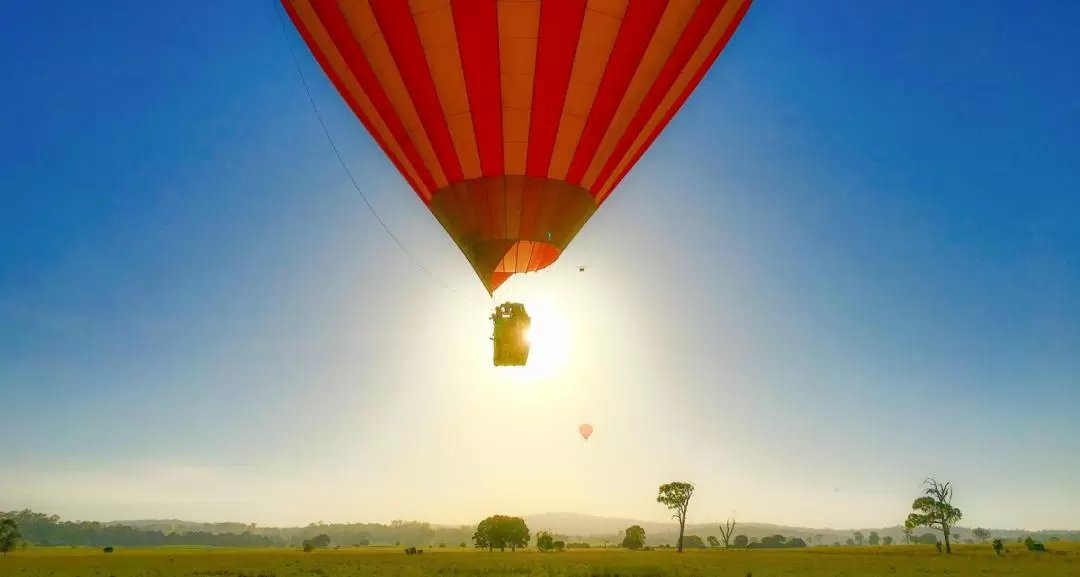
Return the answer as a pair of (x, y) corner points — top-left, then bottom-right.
(579, 424), (593, 442)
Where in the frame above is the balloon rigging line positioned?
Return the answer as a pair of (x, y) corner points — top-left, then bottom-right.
(273, 1), (472, 302)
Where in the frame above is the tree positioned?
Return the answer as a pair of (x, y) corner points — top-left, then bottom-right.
(0, 518), (22, 556)
(853, 531), (863, 546)
(706, 536), (719, 548)
(992, 539), (1004, 556)
(902, 527), (913, 544)
(311, 534), (331, 548)
(554, 540), (565, 551)
(537, 531), (554, 552)
(656, 481), (694, 553)
(972, 528), (991, 543)
(845, 538), (855, 546)
(882, 536), (894, 545)
(868, 532), (880, 546)
(733, 534), (749, 548)
(918, 533), (938, 545)
(717, 517), (737, 548)
(473, 515), (529, 552)
(680, 535), (705, 549)
(904, 478), (963, 553)
(622, 525), (646, 550)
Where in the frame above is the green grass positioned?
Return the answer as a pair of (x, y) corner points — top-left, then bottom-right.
(4, 543), (1079, 576)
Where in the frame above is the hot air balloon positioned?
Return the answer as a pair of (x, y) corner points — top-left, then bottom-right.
(579, 423), (593, 441)
(283, 0), (752, 365)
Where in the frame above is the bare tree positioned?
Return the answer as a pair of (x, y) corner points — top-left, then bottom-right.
(717, 516), (737, 548)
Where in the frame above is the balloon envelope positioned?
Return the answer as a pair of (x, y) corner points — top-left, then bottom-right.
(579, 423), (593, 440)
(284, 0), (752, 293)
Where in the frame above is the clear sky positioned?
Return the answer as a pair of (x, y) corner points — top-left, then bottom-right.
(2, 2), (1077, 531)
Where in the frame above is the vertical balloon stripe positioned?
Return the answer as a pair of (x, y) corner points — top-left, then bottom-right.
(580, 0), (699, 192)
(413, 3), (484, 179)
(289, 0), (432, 200)
(547, 1), (627, 181)
(310, 0), (439, 194)
(525, 2), (586, 178)
(591, 0), (728, 196)
(564, 0), (668, 186)
(453, 0), (504, 178)
(497, 0), (540, 176)
(369, 0), (465, 183)
(334, 0), (448, 189)
(598, 0), (750, 204)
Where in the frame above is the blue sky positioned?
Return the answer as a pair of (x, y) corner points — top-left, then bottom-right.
(1, 1), (1077, 530)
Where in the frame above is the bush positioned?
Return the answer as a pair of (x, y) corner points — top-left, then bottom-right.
(303, 542), (314, 553)
(1024, 537), (1046, 552)
(992, 539), (1004, 556)
(103, 547), (114, 553)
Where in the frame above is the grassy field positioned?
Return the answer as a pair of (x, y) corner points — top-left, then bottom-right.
(3, 544), (1079, 577)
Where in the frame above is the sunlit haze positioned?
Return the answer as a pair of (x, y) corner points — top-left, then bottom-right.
(2, 1), (1078, 533)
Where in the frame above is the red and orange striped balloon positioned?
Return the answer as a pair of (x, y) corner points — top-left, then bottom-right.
(284, 0), (752, 293)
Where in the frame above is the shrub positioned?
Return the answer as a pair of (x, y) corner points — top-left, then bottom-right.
(103, 547), (114, 553)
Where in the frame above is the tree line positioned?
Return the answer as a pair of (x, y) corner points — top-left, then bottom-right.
(3, 477), (1075, 554)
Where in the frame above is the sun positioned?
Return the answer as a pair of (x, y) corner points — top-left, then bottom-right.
(515, 299), (572, 378)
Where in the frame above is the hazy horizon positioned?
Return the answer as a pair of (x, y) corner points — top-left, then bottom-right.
(2, 1), (1077, 534)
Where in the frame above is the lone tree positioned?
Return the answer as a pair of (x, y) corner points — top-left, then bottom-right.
(883, 536), (894, 545)
(972, 528), (991, 543)
(656, 481), (695, 553)
(622, 525), (646, 550)
(853, 531), (863, 546)
(904, 478), (963, 553)
(473, 515), (530, 552)
(717, 516), (737, 548)
(0, 518), (21, 556)
(868, 531), (880, 546)
(733, 534), (749, 548)
(536, 531), (555, 552)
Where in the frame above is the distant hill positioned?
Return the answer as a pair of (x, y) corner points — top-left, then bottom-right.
(107, 511), (1079, 546)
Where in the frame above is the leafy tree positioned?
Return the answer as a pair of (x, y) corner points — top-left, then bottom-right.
(918, 533), (938, 545)
(554, 540), (565, 551)
(853, 531), (863, 546)
(311, 534), (331, 548)
(904, 478), (963, 553)
(656, 481), (695, 553)
(0, 518), (21, 556)
(868, 531), (880, 546)
(706, 535), (719, 548)
(733, 534), (749, 548)
(680, 535), (705, 549)
(882, 536), (894, 545)
(786, 538), (807, 548)
(472, 515), (529, 552)
(303, 542), (314, 553)
(972, 528), (991, 543)
(717, 517), (737, 548)
(992, 538), (1004, 556)
(536, 531), (554, 552)
(621, 525), (646, 550)
(845, 538), (855, 546)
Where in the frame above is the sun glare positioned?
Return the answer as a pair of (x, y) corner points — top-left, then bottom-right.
(512, 298), (572, 380)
